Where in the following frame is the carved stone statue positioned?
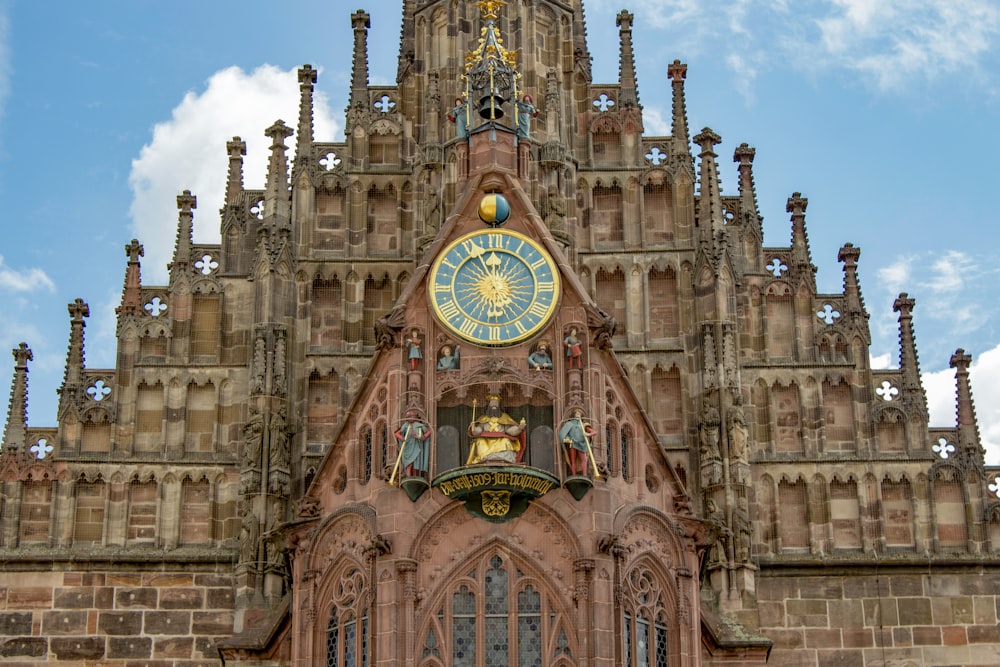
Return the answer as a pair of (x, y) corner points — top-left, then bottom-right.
(243, 411), (265, 469)
(423, 185), (441, 234)
(541, 185), (566, 232)
(699, 399), (721, 463)
(270, 409), (289, 470)
(239, 511), (259, 565)
(728, 405), (749, 464)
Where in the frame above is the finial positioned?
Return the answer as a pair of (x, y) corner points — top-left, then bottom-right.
(117, 239), (145, 316)
(893, 293), (923, 393)
(59, 299), (89, 414)
(476, 0), (505, 20)
(177, 189), (197, 214)
(226, 136), (247, 203)
(2, 343), (32, 451)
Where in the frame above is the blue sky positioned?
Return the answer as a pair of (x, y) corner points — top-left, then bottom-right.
(1, 0), (1000, 465)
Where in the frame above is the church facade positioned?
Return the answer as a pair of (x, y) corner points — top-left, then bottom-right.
(1, 2), (999, 666)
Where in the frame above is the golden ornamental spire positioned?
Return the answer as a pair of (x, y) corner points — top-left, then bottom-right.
(476, 1), (505, 21)
(463, 0), (520, 122)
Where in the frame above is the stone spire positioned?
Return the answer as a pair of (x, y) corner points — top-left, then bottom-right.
(263, 120), (294, 227)
(397, 0), (417, 83)
(892, 293), (923, 390)
(348, 10), (371, 124)
(949, 349), (984, 469)
(667, 60), (691, 163)
(2, 343), (32, 451)
(58, 299), (89, 416)
(616, 10), (638, 108)
(294, 65), (317, 173)
(225, 137), (247, 205)
(786, 192), (816, 288)
(837, 243), (866, 319)
(693, 128), (723, 233)
(116, 239), (144, 316)
(170, 190), (197, 282)
(733, 143), (762, 239)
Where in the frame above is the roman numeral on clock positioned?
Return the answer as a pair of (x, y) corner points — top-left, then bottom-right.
(439, 300), (460, 320)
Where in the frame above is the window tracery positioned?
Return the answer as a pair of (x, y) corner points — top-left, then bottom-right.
(326, 567), (370, 667)
(419, 553), (573, 667)
(621, 567), (669, 667)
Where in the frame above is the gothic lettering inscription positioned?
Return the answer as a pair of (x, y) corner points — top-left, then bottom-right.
(438, 471), (555, 497)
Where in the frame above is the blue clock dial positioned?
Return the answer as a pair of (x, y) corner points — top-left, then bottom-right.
(429, 229), (560, 346)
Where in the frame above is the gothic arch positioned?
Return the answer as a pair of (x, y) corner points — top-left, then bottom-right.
(414, 538), (579, 667)
(410, 500), (582, 573)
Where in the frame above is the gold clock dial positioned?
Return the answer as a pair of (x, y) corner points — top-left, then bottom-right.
(429, 229), (559, 346)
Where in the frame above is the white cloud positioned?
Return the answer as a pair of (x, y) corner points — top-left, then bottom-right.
(641, 106), (671, 136)
(876, 255), (914, 295)
(128, 65), (340, 283)
(870, 352), (892, 369)
(591, 0), (1000, 94)
(925, 343), (1000, 465)
(0, 256), (56, 292)
(874, 251), (994, 345)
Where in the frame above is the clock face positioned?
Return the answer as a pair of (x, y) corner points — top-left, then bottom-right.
(429, 229), (560, 346)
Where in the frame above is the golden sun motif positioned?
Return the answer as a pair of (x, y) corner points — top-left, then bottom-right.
(429, 229), (559, 346)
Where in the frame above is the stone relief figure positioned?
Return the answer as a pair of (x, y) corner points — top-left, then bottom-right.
(251, 336), (266, 395)
(394, 409), (433, 477)
(437, 344), (459, 371)
(564, 326), (583, 369)
(270, 408), (290, 470)
(699, 398), (721, 463)
(515, 94), (538, 137)
(405, 328), (423, 371)
(423, 185), (441, 234)
(239, 511), (259, 566)
(559, 408), (597, 476)
(733, 500), (752, 563)
(541, 185), (567, 232)
(728, 404), (749, 464)
(243, 410), (265, 469)
(527, 339), (553, 370)
(467, 395), (525, 465)
(703, 499), (730, 567)
(447, 98), (470, 139)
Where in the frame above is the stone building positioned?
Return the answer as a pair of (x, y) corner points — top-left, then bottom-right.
(1, 1), (999, 665)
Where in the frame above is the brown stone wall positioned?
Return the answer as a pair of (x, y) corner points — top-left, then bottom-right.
(0, 567), (235, 665)
(758, 570), (1000, 667)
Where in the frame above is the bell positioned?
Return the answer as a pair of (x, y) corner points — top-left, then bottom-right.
(478, 94), (506, 120)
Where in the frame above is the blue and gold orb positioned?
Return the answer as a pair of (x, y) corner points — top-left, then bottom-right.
(478, 193), (510, 227)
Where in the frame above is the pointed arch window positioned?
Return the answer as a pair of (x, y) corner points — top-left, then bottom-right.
(326, 567), (371, 667)
(422, 553), (573, 667)
(622, 568), (670, 667)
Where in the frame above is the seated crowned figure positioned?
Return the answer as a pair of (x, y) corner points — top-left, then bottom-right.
(467, 395), (526, 465)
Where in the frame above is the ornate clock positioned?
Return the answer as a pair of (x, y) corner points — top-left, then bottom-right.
(429, 228), (560, 345)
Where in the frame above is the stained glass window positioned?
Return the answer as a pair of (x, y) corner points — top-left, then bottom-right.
(362, 429), (373, 484)
(344, 615), (357, 666)
(327, 612), (339, 667)
(485, 556), (509, 666)
(621, 427), (631, 481)
(517, 586), (542, 667)
(433, 553), (566, 666)
(636, 616), (649, 666)
(624, 612), (633, 667)
(326, 574), (370, 666)
(453, 586), (476, 667)
(655, 620), (668, 667)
